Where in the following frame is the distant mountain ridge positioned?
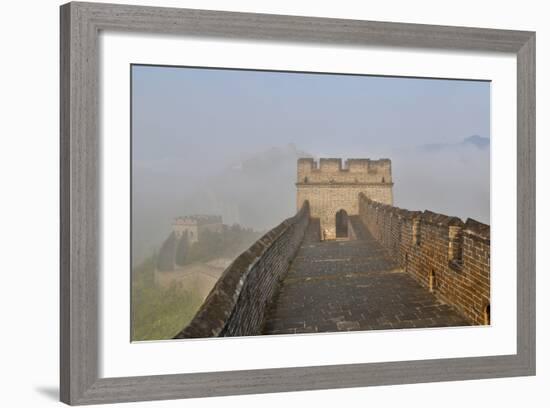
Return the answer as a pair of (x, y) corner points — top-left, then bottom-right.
(181, 144), (311, 231)
(419, 135), (489, 152)
(462, 135), (490, 149)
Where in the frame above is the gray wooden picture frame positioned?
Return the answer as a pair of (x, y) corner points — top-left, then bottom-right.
(60, 1), (536, 405)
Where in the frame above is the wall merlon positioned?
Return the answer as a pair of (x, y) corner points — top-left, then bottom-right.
(297, 157), (317, 177)
(396, 208), (420, 220)
(464, 218), (491, 242)
(420, 211), (464, 228)
(297, 157), (316, 165)
(345, 158), (370, 172)
(319, 158), (343, 171)
(346, 158), (390, 173)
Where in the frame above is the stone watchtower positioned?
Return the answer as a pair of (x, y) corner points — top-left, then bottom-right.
(296, 158), (393, 240)
(172, 215), (223, 244)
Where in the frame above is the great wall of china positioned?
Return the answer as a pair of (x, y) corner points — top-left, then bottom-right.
(173, 158), (490, 338)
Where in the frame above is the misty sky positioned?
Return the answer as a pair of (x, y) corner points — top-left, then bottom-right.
(132, 65), (490, 262)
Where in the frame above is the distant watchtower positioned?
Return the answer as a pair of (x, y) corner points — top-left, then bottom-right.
(296, 158), (393, 240)
(172, 215), (223, 244)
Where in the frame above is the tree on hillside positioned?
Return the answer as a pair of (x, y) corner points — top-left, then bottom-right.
(156, 232), (177, 272)
(175, 233), (189, 266)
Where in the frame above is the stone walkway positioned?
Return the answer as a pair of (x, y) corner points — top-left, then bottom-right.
(262, 217), (469, 335)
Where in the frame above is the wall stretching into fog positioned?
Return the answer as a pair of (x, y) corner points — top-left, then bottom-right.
(132, 66), (490, 263)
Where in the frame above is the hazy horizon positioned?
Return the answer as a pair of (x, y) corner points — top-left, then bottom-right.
(132, 65), (490, 264)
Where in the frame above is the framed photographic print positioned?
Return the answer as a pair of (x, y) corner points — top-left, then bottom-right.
(60, 1), (535, 405)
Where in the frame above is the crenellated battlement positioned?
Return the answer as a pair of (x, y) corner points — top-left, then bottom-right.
(170, 214), (223, 245)
(173, 214), (222, 226)
(297, 157), (392, 184)
(358, 194), (490, 325)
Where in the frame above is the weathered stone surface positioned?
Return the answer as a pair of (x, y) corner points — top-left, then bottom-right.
(262, 217), (469, 335)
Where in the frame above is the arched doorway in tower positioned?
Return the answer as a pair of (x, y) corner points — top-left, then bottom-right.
(335, 209), (349, 238)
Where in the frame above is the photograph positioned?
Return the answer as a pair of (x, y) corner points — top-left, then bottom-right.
(131, 65), (491, 341)
(1, 0), (541, 405)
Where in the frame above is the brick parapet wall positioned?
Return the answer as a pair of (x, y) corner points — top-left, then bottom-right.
(175, 202), (311, 338)
(358, 194), (490, 325)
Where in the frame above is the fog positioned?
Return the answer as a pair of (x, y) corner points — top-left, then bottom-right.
(132, 66), (490, 264)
